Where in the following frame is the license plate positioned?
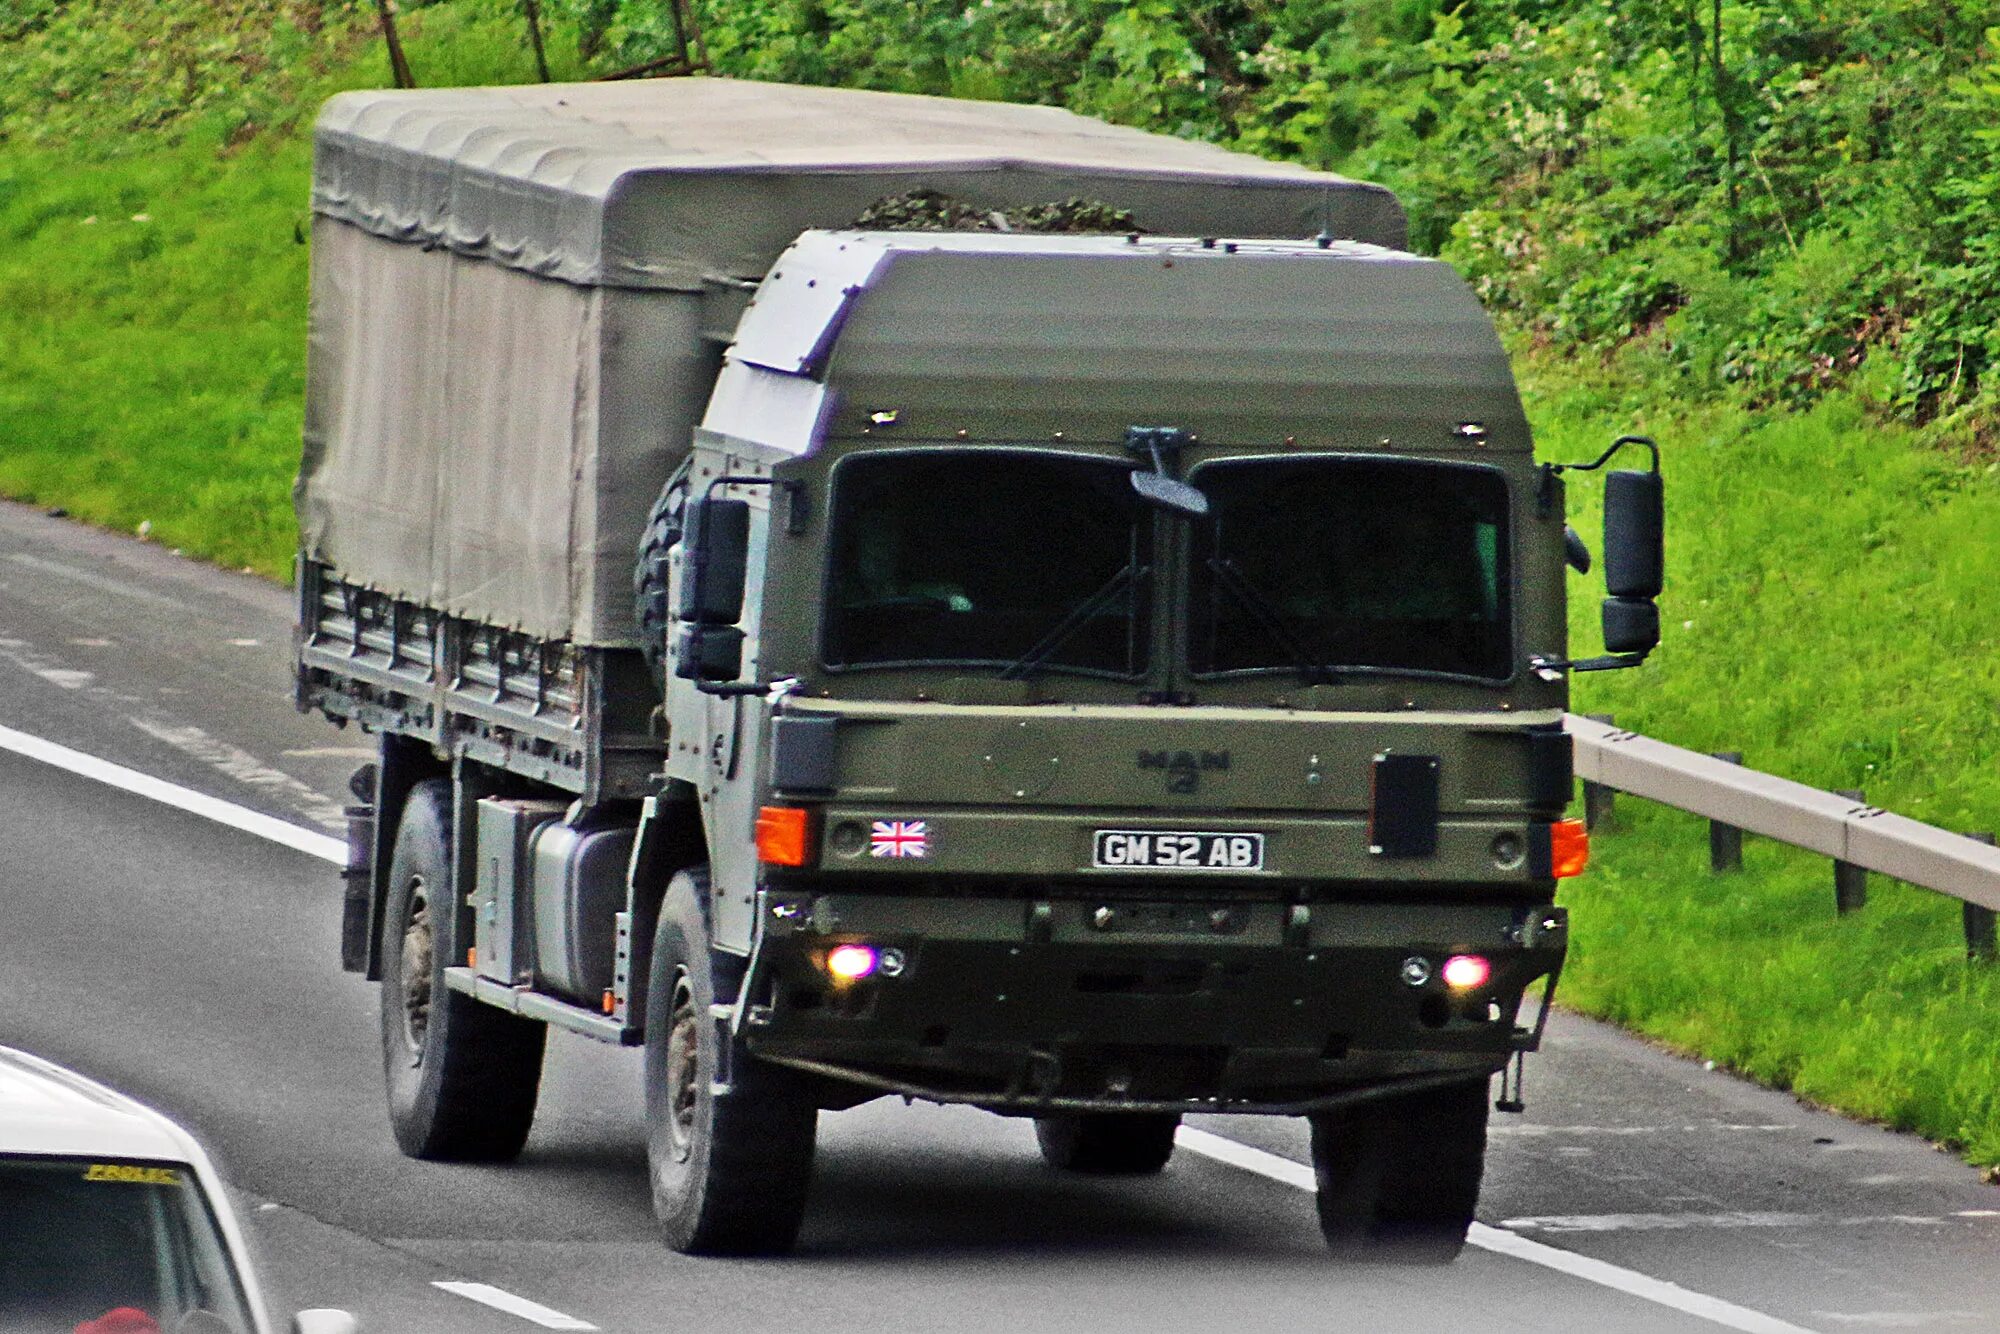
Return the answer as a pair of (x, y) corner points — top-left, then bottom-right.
(1091, 829), (1265, 872)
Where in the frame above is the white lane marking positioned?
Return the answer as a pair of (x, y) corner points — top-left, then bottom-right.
(5, 552), (190, 609)
(1471, 1224), (1824, 1333)
(0, 637), (99, 692)
(1813, 1314), (1986, 1328)
(281, 746), (378, 759)
(433, 1281), (597, 1330)
(128, 717), (348, 829)
(1175, 1127), (1821, 1334)
(1492, 1122), (1796, 1138)
(1502, 1211), (1963, 1234)
(0, 721), (344, 864)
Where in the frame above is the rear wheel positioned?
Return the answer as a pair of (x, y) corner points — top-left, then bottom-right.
(1309, 1079), (1490, 1264)
(378, 779), (546, 1161)
(644, 868), (818, 1254)
(1034, 1113), (1181, 1175)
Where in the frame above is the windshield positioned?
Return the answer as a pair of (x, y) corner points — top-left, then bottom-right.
(824, 451), (1152, 677)
(1188, 456), (1513, 681)
(0, 1156), (256, 1334)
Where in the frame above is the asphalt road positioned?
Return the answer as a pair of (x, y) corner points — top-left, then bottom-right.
(4, 498), (2000, 1334)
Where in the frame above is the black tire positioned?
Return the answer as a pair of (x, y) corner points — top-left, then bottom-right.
(1034, 1113), (1181, 1175)
(645, 868), (818, 1255)
(378, 779), (546, 1161)
(633, 470), (687, 690)
(1309, 1079), (1490, 1264)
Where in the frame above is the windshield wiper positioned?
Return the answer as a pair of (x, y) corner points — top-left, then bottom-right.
(999, 563), (1148, 680)
(1206, 557), (1342, 685)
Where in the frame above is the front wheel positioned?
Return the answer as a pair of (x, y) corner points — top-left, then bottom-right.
(1034, 1113), (1181, 1175)
(378, 779), (546, 1160)
(644, 868), (818, 1255)
(1309, 1079), (1490, 1264)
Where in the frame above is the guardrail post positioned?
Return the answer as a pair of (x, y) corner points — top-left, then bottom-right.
(1581, 713), (1616, 830)
(1966, 833), (1998, 962)
(1708, 752), (1744, 872)
(1833, 789), (1868, 914)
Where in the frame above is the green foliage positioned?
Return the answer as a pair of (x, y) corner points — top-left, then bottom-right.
(549, 0), (2000, 445)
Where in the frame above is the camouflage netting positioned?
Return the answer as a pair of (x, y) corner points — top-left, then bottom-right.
(855, 188), (1145, 234)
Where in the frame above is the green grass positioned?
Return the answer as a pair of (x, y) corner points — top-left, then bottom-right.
(1563, 797), (2000, 1164)
(1534, 362), (2000, 1160)
(6, 0), (2000, 1166)
(0, 0), (579, 575)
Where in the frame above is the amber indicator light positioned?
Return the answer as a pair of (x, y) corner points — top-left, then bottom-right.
(756, 805), (814, 867)
(1550, 818), (1590, 878)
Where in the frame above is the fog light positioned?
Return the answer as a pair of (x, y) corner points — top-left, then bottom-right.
(826, 944), (878, 982)
(1441, 954), (1492, 991)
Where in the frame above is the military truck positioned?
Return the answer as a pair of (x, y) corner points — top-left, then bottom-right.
(295, 77), (1665, 1262)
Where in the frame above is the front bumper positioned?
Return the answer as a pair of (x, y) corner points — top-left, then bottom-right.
(739, 890), (1566, 1114)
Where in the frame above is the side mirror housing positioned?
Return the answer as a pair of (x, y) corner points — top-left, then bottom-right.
(1601, 596), (1660, 656)
(674, 495), (751, 684)
(1543, 436), (1665, 672)
(1600, 467), (1663, 658)
(678, 497), (750, 625)
(674, 624), (745, 682)
(1602, 469), (1663, 599)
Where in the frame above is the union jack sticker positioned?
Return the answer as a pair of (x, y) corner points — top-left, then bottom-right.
(869, 819), (929, 859)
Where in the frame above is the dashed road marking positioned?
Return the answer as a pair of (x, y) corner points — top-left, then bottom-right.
(6, 552), (190, 609)
(433, 1281), (596, 1330)
(128, 717), (347, 829)
(1176, 1127), (1822, 1334)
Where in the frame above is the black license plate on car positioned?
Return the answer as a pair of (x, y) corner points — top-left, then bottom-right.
(1091, 830), (1265, 872)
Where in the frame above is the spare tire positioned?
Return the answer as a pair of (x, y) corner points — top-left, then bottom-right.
(634, 464), (691, 690)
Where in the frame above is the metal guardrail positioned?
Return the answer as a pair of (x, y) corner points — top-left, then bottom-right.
(1564, 712), (2000, 955)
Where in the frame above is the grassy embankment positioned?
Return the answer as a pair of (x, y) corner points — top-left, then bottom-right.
(5, 2), (2000, 1159)
(0, 1), (569, 573)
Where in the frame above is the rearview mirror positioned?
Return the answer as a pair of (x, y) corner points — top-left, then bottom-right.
(1541, 435), (1664, 671)
(679, 496), (750, 625)
(1130, 469), (1210, 518)
(1603, 469), (1663, 599)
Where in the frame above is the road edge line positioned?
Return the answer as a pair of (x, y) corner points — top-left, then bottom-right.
(1174, 1127), (1821, 1334)
(0, 721), (345, 864)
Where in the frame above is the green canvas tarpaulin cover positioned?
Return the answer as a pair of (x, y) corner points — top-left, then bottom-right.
(310, 77), (1404, 291)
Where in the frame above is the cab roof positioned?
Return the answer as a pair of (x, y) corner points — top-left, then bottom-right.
(0, 1046), (205, 1165)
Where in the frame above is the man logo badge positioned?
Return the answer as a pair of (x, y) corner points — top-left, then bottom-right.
(1136, 749), (1230, 795)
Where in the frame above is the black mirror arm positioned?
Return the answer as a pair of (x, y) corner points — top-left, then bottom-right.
(1529, 651), (1651, 677)
(1536, 434), (1660, 518)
